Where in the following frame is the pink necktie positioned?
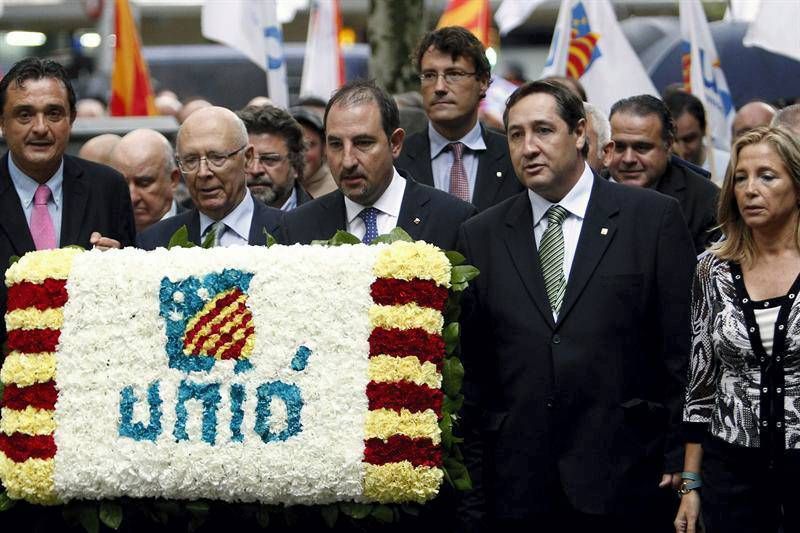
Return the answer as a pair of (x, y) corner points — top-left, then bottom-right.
(30, 184), (56, 250)
(448, 142), (470, 202)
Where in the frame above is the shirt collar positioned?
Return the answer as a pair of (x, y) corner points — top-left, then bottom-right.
(162, 200), (178, 220)
(528, 162), (594, 227)
(344, 167), (406, 225)
(8, 155), (64, 209)
(199, 190), (255, 241)
(280, 187), (298, 212)
(428, 120), (487, 159)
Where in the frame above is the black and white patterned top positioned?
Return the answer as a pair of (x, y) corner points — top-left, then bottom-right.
(683, 253), (800, 454)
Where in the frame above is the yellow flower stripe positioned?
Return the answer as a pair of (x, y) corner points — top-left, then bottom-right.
(369, 355), (441, 388)
(0, 406), (55, 436)
(363, 462), (443, 503)
(0, 352), (56, 386)
(5, 248), (81, 285)
(364, 408), (440, 444)
(0, 454), (59, 505)
(369, 303), (443, 335)
(373, 241), (451, 287)
(5, 307), (63, 331)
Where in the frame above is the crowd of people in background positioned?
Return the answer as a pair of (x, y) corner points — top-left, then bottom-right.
(1, 23), (800, 533)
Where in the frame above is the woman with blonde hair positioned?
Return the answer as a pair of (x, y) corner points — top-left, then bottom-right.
(675, 126), (800, 533)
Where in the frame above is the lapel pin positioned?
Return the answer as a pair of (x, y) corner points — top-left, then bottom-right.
(496, 171), (502, 178)
(600, 228), (608, 235)
(413, 217), (421, 225)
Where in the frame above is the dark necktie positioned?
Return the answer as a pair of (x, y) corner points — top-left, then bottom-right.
(448, 142), (470, 201)
(358, 207), (380, 244)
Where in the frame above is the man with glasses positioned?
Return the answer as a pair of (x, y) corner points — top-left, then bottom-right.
(236, 104), (310, 211)
(137, 106), (282, 249)
(395, 26), (521, 211)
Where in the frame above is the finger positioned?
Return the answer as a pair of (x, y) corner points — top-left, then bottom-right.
(659, 474), (671, 488)
(674, 517), (686, 533)
(90, 231), (102, 244)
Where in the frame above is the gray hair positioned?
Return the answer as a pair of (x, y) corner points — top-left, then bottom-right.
(772, 104), (800, 134)
(584, 102), (611, 153)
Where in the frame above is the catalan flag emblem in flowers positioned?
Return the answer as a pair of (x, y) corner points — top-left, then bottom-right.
(567, 2), (602, 80)
(160, 269), (256, 374)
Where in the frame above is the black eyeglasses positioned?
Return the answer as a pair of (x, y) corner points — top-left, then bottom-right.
(253, 153), (289, 168)
(177, 145), (246, 173)
(419, 70), (478, 85)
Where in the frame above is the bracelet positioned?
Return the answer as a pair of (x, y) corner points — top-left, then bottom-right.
(677, 472), (702, 495)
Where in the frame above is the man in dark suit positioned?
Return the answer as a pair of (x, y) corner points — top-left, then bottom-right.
(283, 80), (476, 251)
(607, 95), (719, 253)
(0, 57), (135, 347)
(138, 106), (282, 250)
(457, 81), (696, 531)
(395, 26), (522, 211)
(236, 104), (311, 212)
(110, 128), (183, 233)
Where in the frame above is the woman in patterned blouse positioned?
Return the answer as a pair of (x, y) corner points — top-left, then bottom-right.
(675, 127), (800, 533)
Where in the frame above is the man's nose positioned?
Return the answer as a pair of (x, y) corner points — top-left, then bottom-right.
(31, 113), (47, 133)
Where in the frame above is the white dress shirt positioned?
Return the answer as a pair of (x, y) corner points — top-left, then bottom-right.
(529, 162), (594, 319)
(198, 190), (255, 247)
(344, 169), (406, 240)
(9, 155), (64, 247)
(280, 188), (298, 212)
(429, 120), (486, 202)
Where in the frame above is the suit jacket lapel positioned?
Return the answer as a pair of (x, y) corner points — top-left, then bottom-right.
(403, 132), (434, 187)
(473, 125), (508, 210)
(0, 154), (35, 254)
(397, 179), (430, 241)
(186, 210), (202, 246)
(503, 193), (556, 329)
(318, 191), (348, 240)
(557, 177), (619, 326)
(60, 156), (89, 247)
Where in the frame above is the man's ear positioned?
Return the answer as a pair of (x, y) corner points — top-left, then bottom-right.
(602, 140), (615, 168)
(170, 167), (181, 190)
(389, 128), (405, 159)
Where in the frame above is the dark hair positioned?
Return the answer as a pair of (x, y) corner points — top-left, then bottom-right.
(610, 94), (675, 144)
(663, 90), (706, 132)
(296, 96), (328, 108)
(542, 75), (587, 102)
(324, 79), (400, 140)
(0, 57), (76, 117)
(236, 104), (306, 182)
(503, 80), (589, 158)
(414, 26), (491, 82)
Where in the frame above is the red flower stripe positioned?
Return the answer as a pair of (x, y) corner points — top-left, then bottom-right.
(1, 382), (58, 410)
(370, 278), (448, 311)
(183, 289), (243, 348)
(0, 433), (56, 462)
(364, 435), (442, 467)
(202, 302), (252, 358)
(368, 328), (445, 367)
(6, 279), (68, 311)
(6, 329), (60, 354)
(367, 381), (442, 416)
(220, 326), (255, 360)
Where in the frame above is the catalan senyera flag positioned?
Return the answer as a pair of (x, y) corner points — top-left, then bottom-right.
(109, 0), (156, 116)
(436, 0), (491, 46)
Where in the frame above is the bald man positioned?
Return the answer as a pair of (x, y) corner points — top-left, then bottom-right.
(110, 129), (181, 233)
(772, 104), (800, 135)
(137, 106), (283, 249)
(78, 133), (121, 165)
(732, 101), (777, 140)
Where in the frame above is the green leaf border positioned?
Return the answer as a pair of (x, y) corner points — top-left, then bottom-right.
(0, 229), (478, 528)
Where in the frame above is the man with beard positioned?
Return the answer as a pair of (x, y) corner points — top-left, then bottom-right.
(236, 104), (310, 211)
(282, 79), (475, 250)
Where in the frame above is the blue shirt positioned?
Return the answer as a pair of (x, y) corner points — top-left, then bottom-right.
(9, 155), (64, 247)
(198, 190), (254, 247)
(428, 120), (486, 202)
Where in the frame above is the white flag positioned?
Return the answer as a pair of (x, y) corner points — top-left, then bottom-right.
(495, 0), (546, 36)
(541, 0), (658, 116)
(680, 0), (735, 150)
(743, 0), (800, 62)
(300, 0), (344, 102)
(201, 0), (289, 108)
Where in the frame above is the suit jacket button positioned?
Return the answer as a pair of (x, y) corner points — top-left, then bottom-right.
(552, 334), (561, 344)
(546, 399), (555, 408)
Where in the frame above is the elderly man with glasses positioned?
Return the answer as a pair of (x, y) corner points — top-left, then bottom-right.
(395, 26), (522, 211)
(236, 104), (311, 211)
(137, 106), (283, 249)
